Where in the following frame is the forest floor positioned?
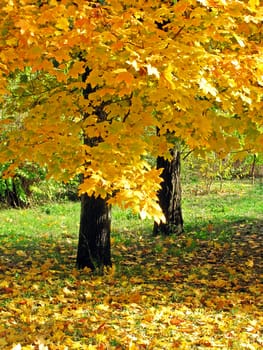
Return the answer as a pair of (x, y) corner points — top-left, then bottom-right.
(0, 180), (262, 349)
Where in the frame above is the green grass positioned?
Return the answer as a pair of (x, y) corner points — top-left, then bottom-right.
(0, 181), (263, 274)
(0, 179), (262, 349)
(182, 179), (262, 235)
(0, 202), (79, 246)
(0, 179), (262, 250)
(0, 179), (261, 270)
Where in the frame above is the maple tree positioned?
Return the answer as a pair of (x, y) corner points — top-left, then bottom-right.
(0, 0), (262, 268)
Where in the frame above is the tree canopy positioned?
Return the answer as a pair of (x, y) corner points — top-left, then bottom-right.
(0, 0), (262, 221)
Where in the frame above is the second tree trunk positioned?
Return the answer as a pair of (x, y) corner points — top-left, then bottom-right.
(154, 149), (184, 235)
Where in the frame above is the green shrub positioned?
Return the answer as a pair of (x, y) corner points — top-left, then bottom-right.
(0, 163), (46, 207)
(0, 163), (80, 208)
(30, 177), (80, 204)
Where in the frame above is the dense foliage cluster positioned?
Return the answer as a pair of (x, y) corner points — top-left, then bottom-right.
(0, 0), (262, 220)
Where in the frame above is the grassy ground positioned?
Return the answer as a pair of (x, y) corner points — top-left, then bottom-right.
(0, 180), (262, 349)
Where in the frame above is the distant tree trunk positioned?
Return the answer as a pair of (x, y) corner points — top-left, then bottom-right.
(153, 149), (184, 235)
(76, 194), (112, 270)
(250, 154), (257, 185)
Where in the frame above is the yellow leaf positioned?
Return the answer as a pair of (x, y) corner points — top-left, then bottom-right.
(16, 250), (27, 257)
(211, 279), (228, 288)
(128, 342), (138, 350)
(199, 77), (218, 97)
(164, 63), (176, 89)
(245, 259), (254, 268)
(146, 64), (160, 78)
(248, 0), (260, 11)
(115, 70), (134, 86)
(11, 345), (21, 350)
(56, 17), (69, 31)
(69, 61), (86, 78)
(6, 37), (18, 46)
(233, 33), (245, 48)
(96, 304), (109, 311)
(0, 280), (9, 288)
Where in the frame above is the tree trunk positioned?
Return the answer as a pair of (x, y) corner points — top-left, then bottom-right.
(250, 154), (257, 185)
(76, 64), (112, 271)
(76, 193), (112, 270)
(153, 149), (184, 235)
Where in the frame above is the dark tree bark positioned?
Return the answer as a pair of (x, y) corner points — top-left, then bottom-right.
(76, 194), (112, 270)
(153, 149), (184, 235)
(76, 64), (112, 270)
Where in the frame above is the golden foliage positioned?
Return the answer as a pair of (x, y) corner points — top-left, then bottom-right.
(0, 0), (262, 219)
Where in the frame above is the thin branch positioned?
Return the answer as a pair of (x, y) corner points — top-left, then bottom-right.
(182, 150), (194, 160)
(173, 25), (185, 40)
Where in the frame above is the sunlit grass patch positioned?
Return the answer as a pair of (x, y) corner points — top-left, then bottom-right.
(0, 180), (262, 349)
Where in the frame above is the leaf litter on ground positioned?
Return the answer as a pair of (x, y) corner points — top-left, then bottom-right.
(0, 210), (262, 349)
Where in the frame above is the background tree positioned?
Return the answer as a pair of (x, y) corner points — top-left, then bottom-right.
(0, 0), (262, 269)
(154, 149), (184, 235)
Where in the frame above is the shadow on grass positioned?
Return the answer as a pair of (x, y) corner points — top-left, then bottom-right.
(0, 216), (262, 348)
(112, 218), (263, 273)
(1, 215), (262, 280)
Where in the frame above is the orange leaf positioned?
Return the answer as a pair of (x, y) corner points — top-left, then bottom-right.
(115, 70), (134, 86)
